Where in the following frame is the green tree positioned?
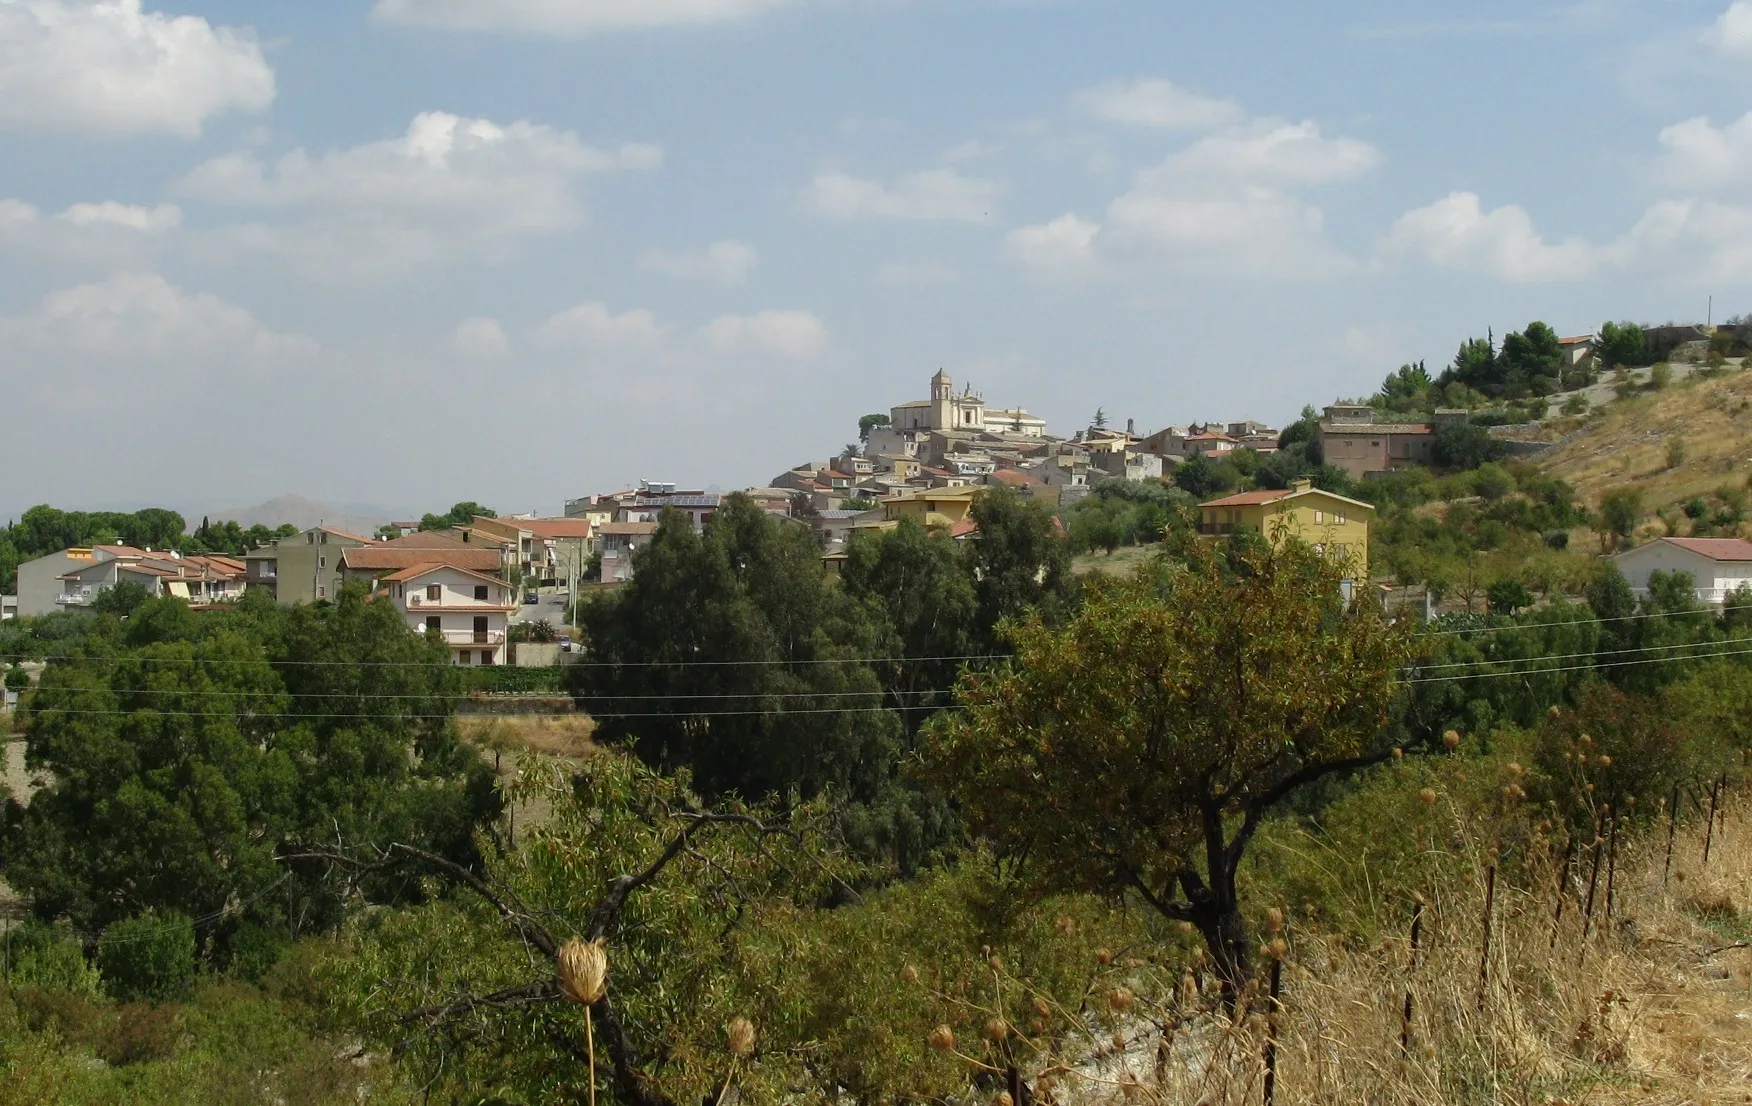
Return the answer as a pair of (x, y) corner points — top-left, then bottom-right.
(1598, 321), (1649, 369)
(98, 911), (197, 1002)
(1171, 453), (1239, 499)
(92, 580), (152, 618)
(571, 496), (901, 805)
(857, 413), (892, 442)
(919, 539), (1414, 1001)
(1431, 422), (1508, 470)
(1599, 488), (1643, 551)
(962, 485), (1077, 646)
(1500, 321), (1565, 394)
(1441, 332), (1499, 396)
(419, 502), (496, 532)
(1092, 407), (1108, 429)
(1486, 576), (1533, 615)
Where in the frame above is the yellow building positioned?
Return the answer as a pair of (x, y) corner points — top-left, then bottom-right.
(1198, 479), (1374, 581)
(883, 487), (981, 525)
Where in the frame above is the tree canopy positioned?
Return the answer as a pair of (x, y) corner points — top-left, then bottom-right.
(919, 538), (1415, 998)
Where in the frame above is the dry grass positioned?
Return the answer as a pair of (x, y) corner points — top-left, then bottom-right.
(1074, 544), (1168, 578)
(1042, 801), (1752, 1106)
(1536, 370), (1752, 516)
(458, 714), (597, 761)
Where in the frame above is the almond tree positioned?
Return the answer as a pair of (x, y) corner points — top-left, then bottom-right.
(920, 539), (1415, 1003)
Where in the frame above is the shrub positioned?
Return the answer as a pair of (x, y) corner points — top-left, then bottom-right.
(11, 986), (105, 1046)
(97, 1001), (183, 1066)
(1650, 363), (1674, 389)
(224, 923), (286, 984)
(1667, 437), (1687, 469)
(2, 920), (100, 993)
(1543, 530), (1571, 551)
(1487, 577), (1534, 615)
(98, 912), (197, 1003)
(1561, 393), (1589, 417)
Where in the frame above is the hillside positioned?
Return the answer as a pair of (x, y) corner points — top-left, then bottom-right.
(1535, 367), (1752, 517)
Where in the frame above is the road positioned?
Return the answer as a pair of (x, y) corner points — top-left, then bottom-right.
(510, 585), (573, 629)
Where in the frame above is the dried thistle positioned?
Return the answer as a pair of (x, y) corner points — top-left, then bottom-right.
(1108, 986), (1135, 1013)
(1392, 747), (1404, 759)
(1095, 947), (1114, 965)
(901, 965), (920, 984)
(1419, 788), (1439, 807)
(992, 1093), (1014, 1106)
(1443, 730), (1462, 749)
(725, 1016), (756, 1058)
(1506, 762), (1525, 777)
(556, 938), (608, 1006)
(1055, 915), (1075, 935)
(985, 1018), (1011, 1042)
(1265, 907), (1285, 935)
(928, 1024), (956, 1051)
(1033, 997), (1052, 1019)
(1264, 938), (1289, 961)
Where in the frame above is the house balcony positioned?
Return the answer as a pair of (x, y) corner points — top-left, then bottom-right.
(56, 592), (97, 607)
(1197, 524), (1236, 537)
(435, 630), (507, 646)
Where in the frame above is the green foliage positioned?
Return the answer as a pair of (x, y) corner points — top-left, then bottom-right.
(572, 496), (901, 805)
(1649, 362), (1674, 390)
(1666, 436), (1687, 469)
(1065, 478), (1190, 554)
(1486, 577), (1533, 615)
(4, 666), (28, 693)
(461, 665), (567, 693)
(1171, 452), (1240, 498)
(98, 912), (198, 1003)
(920, 538), (1414, 988)
(418, 502), (495, 532)
(1432, 422), (1509, 470)
(2, 921), (100, 993)
(92, 580), (152, 618)
(1599, 488), (1644, 550)
(1598, 321), (1650, 368)
(2, 585), (497, 946)
(841, 497), (879, 512)
(857, 413), (891, 441)
(509, 618), (556, 643)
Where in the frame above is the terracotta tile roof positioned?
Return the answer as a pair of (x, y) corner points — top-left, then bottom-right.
(341, 546), (503, 572)
(1654, 537), (1752, 562)
(513, 518), (593, 539)
(1200, 489), (1293, 508)
(314, 526), (378, 545)
(385, 531), (472, 549)
(989, 468), (1041, 487)
(381, 563), (511, 588)
(599, 522), (660, 537)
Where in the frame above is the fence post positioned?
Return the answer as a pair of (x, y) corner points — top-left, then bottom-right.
(1400, 895), (1425, 1057)
(1703, 774), (1725, 867)
(1263, 954), (1283, 1106)
(1663, 785), (1680, 887)
(1550, 838), (1575, 948)
(1476, 864), (1497, 1014)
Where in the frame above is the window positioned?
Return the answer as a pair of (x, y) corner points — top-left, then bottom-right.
(318, 556), (325, 569)
(1315, 510), (1324, 524)
(480, 649), (494, 666)
(426, 616), (442, 633)
(1371, 440), (1380, 448)
(474, 585), (489, 601)
(317, 586), (325, 598)
(427, 584), (442, 601)
(1336, 511), (1346, 524)
(459, 651), (472, 666)
(320, 532), (327, 544)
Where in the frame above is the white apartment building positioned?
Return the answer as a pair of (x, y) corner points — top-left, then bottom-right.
(382, 563), (518, 666)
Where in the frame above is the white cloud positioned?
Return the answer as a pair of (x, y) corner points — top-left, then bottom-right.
(179, 111), (661, 275)
(875, 260), (956, 287)
(1004, 214), (1101, 277)
(0, 271), (314, 365)
(1652, 112), (1752, 194)
(1704, 2), (1752, 60)
(1379, 192), (1605, 283)
(1149, 120), (1382, 186)
(1076, 77), (1246, 131)
(0, 0), (274, 137)
(453, 316), (510, 359)
(805, 169), (1002, 223)
(1335, 323), (1415, 368)
(534, 301), (666, 351)
(1618, 198), (1752, 283)
(58, 201), (182, 231)
(639, 239), (759, 285)
(372, 0), (793, 34)
(706, 310), (828, 359)
(0, 198), (182, 263)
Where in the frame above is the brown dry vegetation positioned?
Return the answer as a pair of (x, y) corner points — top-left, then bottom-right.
(1537, 370), (1752, 517)
(1044, 801), (1752, 1106)
(458, 713), (596, 761)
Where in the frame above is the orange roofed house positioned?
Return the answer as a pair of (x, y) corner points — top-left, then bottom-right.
(1198, 480), (1376, 587)
(383, 563), (518, 666)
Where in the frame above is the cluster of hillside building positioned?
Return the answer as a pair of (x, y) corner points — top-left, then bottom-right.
(12, 358), (1751, 663)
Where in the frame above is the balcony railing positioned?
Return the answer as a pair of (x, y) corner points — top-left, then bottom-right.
(56, 593), (96, 607)
(434, 630), (507, 646)
(1197, 524), (1236, 536)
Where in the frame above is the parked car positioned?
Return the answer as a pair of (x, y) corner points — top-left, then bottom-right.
(523, 591), (538, 604)
(557, 635), (573, 653)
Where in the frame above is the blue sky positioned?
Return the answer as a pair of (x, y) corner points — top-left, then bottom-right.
(4, 0), (1752, 519)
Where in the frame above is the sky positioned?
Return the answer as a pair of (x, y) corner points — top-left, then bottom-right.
(5, 0), (1752, 520)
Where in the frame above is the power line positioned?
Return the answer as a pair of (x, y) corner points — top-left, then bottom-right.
(1407, 639), (1752, 685)
(18, 703), (958, 722)
(0, 651), (1007, 671)
(1415, 605), (1727, 638)
(1411, 633), (1752, 674)
(11, 685), (958, 703)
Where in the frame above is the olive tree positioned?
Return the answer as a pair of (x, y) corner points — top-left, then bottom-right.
(919, 539), (1415, 1002)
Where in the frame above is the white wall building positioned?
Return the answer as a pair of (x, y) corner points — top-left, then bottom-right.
(1611, 537), (1752, 605)
(382, 563), (517, 666)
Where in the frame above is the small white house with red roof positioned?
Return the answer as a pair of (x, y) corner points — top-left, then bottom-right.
(382, 563), (518, 666)
(1611, 537), (1752, 605)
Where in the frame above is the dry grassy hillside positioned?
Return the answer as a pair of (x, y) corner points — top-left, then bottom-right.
(1536, 371), (1752, 514)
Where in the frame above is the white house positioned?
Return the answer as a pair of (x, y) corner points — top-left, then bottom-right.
(597, 522), (659, 583)
(381, 563), (517, 666)
(1611, 537), (1752, 605)
(1, 595), (16, 621)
